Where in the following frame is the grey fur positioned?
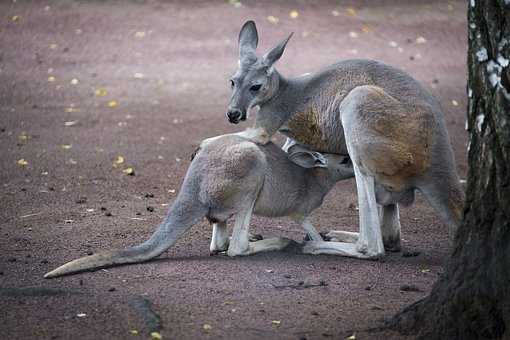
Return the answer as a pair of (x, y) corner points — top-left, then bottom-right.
(225, 21), (464, 257)
(44, 135), (353, 278)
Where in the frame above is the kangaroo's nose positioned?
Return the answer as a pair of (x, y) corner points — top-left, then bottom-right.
(226, 109), (242, 124)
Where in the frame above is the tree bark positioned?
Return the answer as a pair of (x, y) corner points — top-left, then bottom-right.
(388, 1), (510, 339)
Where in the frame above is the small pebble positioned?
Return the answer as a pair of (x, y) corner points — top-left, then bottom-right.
(105, 212), (112, 217)
(86, 251), (93, 256)
(146, 206), (155, 212)
(283, 274), (292, 279)
(108, 287), (116, 292)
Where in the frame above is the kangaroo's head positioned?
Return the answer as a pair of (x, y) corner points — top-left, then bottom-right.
(226, 20), (292, 124)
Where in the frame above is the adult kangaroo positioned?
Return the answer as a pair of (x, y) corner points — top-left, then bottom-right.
(224, 20), (464, 258)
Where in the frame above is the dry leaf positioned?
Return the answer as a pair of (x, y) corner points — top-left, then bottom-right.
(61, 144), (72, 150)
(64, 121), (78, 127)
(17, 159), (28, 167)
(228, 0), (242, 8)
(150, 332), (162, 340)
(389, 41), (398, 47)
(347, 334), (356, 340)
(452, 100), (459, 106)
(108, 100), (118, 108)
(18, 131), (29, 141)
(331, 10), (340, 16)
(416, 36), (427, 44)
(349, 31), (358, 38)
(361, 25), (372, 33)
(11, 15), (21, 22)
(289, 10), (299, 19)
(130, 329), (139, 335)
(203, 324), (212, 332)
(76, 313), (86, 317)
(346, 7), (357, 16)
(95, 88), (108, 96)
(48, 76), (56, 82)
(123, 167), (135, 176)
(113, 155), (124, 167)
(267, 15), (279, 24)
(69, 159), (77, 165)
(134, 31), (146, 38)
(133, 72), (144, 79)
(271, 320), (281, 327)
(49, 43), (58, 49)
(70, 78), (79, 85)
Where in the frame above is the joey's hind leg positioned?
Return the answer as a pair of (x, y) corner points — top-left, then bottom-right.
(380, 204), (402, 252)
(210, 221), (229, 255)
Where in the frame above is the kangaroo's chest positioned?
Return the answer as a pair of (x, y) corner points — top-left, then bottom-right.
(281, 102), (349, 155)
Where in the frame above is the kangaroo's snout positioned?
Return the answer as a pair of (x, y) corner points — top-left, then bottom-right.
(226, 108), (246, 124)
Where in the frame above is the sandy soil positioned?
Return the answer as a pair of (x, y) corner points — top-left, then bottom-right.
(0, 1), (467, 339)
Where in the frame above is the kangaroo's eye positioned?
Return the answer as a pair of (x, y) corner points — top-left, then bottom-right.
(229, 79), (235, 89)
(250, 84), (262, 92)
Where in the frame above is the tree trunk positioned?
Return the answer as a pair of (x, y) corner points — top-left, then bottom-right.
(388, 1), (510, 339)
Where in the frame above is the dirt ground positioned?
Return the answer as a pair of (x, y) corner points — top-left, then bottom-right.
(0, 1), (468, 339)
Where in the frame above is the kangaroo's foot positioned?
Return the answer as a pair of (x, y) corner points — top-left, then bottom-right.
(302, 241), (381, 259)
(227, 237), (294, 256)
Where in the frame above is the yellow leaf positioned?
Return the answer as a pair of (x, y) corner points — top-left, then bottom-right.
(18, 131), (29, 141)
(416, 36), (427, 44)
(123, 167), (135, 176)
(95, 88), (108, 96)
(150, 332), (162, 340)
(17, 159), (28, 167)
(129, 329), (139, 335)
(11, 15), (21, 22)
(361, 25), (372, 33)
(289, 10), (299, 19)
(48, 76), (56, 82)
(267, 15), (279, 24)
(134, 31), (146, 38)
(113, 155), (124, 167)
(271, 320), (281, 327)
(346, 7), (357, 16)
(61, 144), (72, 150)
(108, 100), (118, 108)
(347, 334), (356, 340)
(203, 324), (212, 332)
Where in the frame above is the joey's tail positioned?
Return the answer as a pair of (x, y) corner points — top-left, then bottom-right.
(44, 198), (207, 278)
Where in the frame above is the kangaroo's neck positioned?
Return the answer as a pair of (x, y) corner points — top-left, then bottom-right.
(255, 71), (306, 137)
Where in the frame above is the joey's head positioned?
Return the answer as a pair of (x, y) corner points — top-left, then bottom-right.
(226, 20), (293, 124)
(287, 144), (354, 183)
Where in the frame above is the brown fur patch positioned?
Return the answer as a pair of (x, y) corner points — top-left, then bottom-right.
(286, 106), (331, 152)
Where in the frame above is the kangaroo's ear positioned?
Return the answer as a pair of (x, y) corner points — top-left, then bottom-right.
(288, 150), (328, 169)
(262, 32), (293, 67)
(239, 20), (258, 60)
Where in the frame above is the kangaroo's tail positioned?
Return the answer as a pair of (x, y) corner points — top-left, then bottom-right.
(44, 197), (207, 279)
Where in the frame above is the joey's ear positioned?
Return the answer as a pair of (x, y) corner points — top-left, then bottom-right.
(288, 150), (328, 169)
(262, 32), (293, 67)
(239, 20), (258, 60)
